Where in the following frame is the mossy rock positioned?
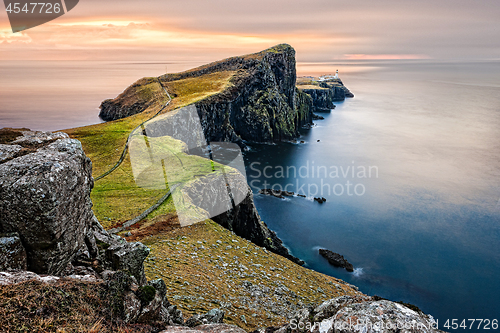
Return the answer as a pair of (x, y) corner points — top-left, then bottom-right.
(137, 285), (156, 306)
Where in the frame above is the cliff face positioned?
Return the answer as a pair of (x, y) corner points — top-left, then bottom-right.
(187, 45), (312, 144)
(298, 87), (334, 112)
(95, 45), (313, 265)
(295, 77), (353, 112)
(99, 44), (313, 145)
(319, 80), (354, 101)
(180, 167), (304, 265)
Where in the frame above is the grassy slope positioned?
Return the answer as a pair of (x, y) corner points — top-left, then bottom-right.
(142, 221), (361, 331)
(62, 50), (361, 331)
(0, 279), (157, 333)
(65, 71), (236, 229)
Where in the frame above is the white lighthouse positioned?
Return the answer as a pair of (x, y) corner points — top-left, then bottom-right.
(333, 70), (339, 79)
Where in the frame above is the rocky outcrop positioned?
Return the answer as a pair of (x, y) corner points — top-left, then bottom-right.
(266, 295), (443, 333)
(319, 80), (354, 101)
(0, 130), (179, 327)
(185, 309), (225, 327)
(99, 77), (161, 121)
(101, 45), (314, 145)
(0, 131), (94, 275)
(86, 215), (150, 284)
(319, 249), (354, 272)
(296, 77), (353, 113)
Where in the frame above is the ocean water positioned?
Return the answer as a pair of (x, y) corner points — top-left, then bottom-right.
(244, 61), (500, 330)
(0, 60), (203, 131)
(1, 60), (499, 330)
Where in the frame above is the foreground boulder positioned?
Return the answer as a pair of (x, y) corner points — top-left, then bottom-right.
(0, 131), (94, 275)
(267, 295), (443, 333)
(0, 130), (178, 327)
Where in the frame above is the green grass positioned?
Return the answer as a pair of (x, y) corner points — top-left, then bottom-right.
(65, 70), (237, 230)
(161, 71), (236, 108)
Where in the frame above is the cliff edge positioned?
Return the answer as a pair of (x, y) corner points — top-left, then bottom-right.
(100, 44), (313, 145)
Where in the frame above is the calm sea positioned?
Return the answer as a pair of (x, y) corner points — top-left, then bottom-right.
(1, 60), (499, 330)
(245, 61), (500, 330)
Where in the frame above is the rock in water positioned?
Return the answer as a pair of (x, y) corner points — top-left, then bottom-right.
(319, 248), (354, 272)
(259, 188), (295, 199)
(0, 131), (94, 275)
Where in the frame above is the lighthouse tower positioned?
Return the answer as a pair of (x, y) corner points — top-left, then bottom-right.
(333, 70), (339, 79)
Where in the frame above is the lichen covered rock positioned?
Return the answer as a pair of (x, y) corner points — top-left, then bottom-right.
(272, 296), (442, 333)
(160, 324), (246, 333)
(185, 308), (225, 327)
(0, 133), (94, 275)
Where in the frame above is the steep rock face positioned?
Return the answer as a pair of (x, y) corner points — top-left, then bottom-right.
(100, 45), (313, 145)
(299, 87), (334, 112)
(190, 45), (311, 144)
(0, 131), (94, 275)
(181, 170), (303, 265)
(319, 80), (354, 101)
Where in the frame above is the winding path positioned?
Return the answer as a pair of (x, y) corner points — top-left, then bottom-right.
(94, 78), (175, 233)
(94, 78), (172, 181)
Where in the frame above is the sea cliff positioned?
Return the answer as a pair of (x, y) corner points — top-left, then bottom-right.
(95, 45), (325, 264)
(100, 44), (313, 145)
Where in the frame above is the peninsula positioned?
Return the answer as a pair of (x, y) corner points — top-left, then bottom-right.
(0, 45), (442, 333)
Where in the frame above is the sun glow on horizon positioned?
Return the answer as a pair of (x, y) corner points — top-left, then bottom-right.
(55, 20), (149, 27)
(0, 14), (357, 61)
(343, 54), (431, 60)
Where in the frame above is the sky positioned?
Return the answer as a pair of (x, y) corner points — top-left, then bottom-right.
(1, 0), (500, 63)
